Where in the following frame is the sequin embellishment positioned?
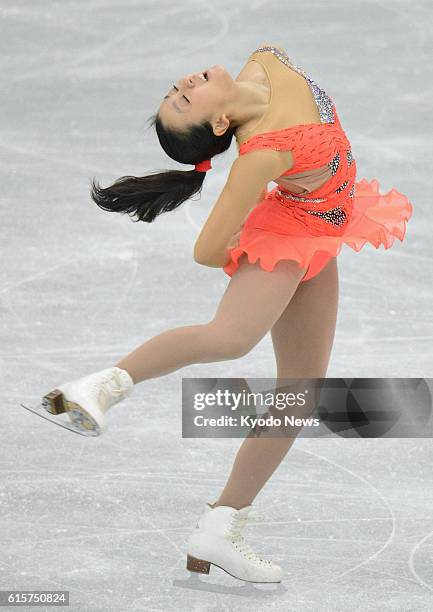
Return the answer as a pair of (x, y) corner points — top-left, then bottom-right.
(328, 152), (340, 176)
(276, 188), (326, 204)
(335, 180), (349, 194)
(305, 206), (347, 227)
(255, 46), (335, 124)
(276, 186), (350, 227)
(347, 149), (353, 166)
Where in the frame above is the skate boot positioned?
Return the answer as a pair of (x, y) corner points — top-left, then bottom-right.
(40, 366), (134, 436)
(186, 503), (283, 583)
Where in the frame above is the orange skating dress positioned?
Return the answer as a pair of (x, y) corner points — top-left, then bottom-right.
(223, 46), (413, 282)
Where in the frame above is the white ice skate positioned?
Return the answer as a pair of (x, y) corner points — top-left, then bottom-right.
(186, 503), (283, 583)
(20, 366), (134, 436)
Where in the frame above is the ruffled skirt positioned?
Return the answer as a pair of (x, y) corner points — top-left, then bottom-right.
(223, 179), (413, 282)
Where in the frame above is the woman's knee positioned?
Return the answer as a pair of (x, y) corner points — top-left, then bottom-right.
(204, 321), (257, 359)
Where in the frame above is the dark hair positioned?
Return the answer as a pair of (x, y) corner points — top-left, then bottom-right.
(90, 113), (236, 223)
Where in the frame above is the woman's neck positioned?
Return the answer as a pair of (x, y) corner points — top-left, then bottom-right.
(230, 79), (270, 144)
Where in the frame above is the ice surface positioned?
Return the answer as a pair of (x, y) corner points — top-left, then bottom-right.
(1, 0), (432, 610)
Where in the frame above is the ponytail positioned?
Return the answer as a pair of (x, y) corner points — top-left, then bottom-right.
(90, 168), (206, 224)
(90, 112), (235, 223)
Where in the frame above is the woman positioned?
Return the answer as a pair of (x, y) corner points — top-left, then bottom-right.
(36, 43), (413, 583)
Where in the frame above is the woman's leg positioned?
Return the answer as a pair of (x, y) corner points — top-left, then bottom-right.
(115, 254), (307, 383)
(214, 256), (339, 510)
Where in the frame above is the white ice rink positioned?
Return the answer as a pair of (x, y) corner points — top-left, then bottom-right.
(1, 1), (433, 610)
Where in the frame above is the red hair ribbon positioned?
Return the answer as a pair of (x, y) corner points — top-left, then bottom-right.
(194, 159), (212, 172)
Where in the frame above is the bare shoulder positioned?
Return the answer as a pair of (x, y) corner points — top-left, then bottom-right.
(228, 148), (294, 187)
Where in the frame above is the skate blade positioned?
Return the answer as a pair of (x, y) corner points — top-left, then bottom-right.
(19, 402), (100, 437)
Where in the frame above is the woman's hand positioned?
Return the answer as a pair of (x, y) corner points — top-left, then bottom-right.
(227, 223), (244, 250)
(226, 190), (267, 250)
(225, 188), (268, 251)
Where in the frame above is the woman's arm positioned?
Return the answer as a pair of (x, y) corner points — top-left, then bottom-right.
(193, 152), (284, 267)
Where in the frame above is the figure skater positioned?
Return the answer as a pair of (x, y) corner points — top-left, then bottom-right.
(35, 43), (413, 583)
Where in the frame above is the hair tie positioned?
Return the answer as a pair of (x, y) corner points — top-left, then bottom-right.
(194, 159), (212, 173)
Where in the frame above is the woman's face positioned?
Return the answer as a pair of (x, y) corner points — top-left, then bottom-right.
(158, 64), (234, 134)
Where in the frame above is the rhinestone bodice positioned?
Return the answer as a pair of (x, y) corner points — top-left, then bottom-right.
(239, 46), (357, 231)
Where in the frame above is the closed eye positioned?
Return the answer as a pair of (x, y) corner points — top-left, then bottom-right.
(172, 85), (190, 103)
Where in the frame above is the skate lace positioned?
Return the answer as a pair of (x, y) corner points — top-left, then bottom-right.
(90, 370), (124, 406)
(228, 512), (274, 567)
